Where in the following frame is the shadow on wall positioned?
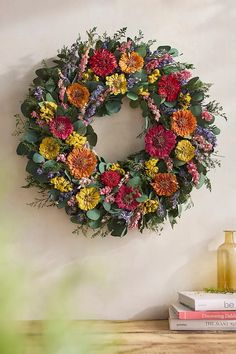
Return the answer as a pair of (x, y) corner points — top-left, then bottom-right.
(130, 238), (217, 320)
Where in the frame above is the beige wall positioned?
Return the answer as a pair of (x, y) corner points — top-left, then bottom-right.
(0, 0), (236, 319)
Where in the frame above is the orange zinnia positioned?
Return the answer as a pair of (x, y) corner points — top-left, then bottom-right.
(119, 52), (144, 74)
(67, 147), (97, 179)
(66, 83), (90, 109)
(151, 173), (179, 197)
(171, 110), (197, 137)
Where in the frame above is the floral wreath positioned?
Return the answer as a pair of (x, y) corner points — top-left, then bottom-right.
(15, 28), (226, 237)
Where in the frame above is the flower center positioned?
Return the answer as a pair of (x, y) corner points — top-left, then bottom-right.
(123, 193), (135, 205)
(56, 122), (65, 132)
(153, 134), (166, 148)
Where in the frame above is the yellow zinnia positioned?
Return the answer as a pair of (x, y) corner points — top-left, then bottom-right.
(175, 140), (195, 162)
(145, 158), (159, 178)
(50, 176), (73, 193)
(106, 73), (127, 95)
(66, 132), (87, 149)
(141, 199), (159, 215)
(148, 69), (161, 84)
(76, 187), (100, 211)
(109, 163), (125, 175)
(39, 137), (60, 160)
(138, 87), (149, 97)
(178, 93), (191, 110)
(40, 101), (57, 122)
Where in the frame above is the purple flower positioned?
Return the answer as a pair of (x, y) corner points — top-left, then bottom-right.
(170, 191), (180, 209)
(84, 105), (97, 120)
(47, 172), (55, 179)
(33, 86), (44, 101)
(195, 126), (217, 146)
(37, 168), (43, 175)
(127, 77), (140, 89)
(160, 104), (177, 115)
(157, 203), (166, 218)
(118, 211), (133, 223)
(90, 85), (105, 101)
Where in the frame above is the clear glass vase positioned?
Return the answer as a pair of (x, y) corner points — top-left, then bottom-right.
(217, 230), (236, 291)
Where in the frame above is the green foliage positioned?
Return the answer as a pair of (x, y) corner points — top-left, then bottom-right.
(33, 152), (45, 163)
(105, 99), (122, 114)
(86, 208), (101, 220)
(73, 120), (87, 135)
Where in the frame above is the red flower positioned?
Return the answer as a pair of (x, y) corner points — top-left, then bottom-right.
(157, 74), (181, 102)
(49, 116), (73, 140)
(145, 125), (176, 158)
(100, 170), (121, 188)
(115, 185), (141, 211)
(89, 49), (118, 77)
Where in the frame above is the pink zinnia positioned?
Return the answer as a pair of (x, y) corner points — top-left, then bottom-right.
(145, 125), (176, 158)
(202, 111), (213, 122)
(157, 74), (181, 101)
(89, 49), (117, 77)
(49, 116), (73, 140)
(115, 185), (141, 211)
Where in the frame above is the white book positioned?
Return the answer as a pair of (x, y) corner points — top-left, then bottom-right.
(169, 308), (236, 330)
(178, 291), (236, 311)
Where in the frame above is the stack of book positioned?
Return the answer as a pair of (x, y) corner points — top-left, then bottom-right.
(169, 291), (236, 330)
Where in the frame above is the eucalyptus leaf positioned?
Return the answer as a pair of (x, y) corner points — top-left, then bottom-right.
(46, 92), (56, 102)
(35, 68), (50, 80)
(173, 159), (186, 167)
(16, 142), (30, 156)
(21, 100), (37, 118)
(129, 100), (139, 109)
(73, 121), (87, 135)
(48, 189), (60, 201)
(87, 133), (98, 147)
(98, 162), (106, 173)
(190, 104), (202, 117)
(191, 91), (204, 102)
(187, 77), (199, 87)
(33, 152), (45, 164)
(196, 173), (205, 189)
(103, 202), (111, 211)
(86, 208), (101, 221)
(136, 194), (148, 202)
(23, 130), (39, 143)
(105, 100), (121, 114)
(127, 176), (141, 187)
(43, 160), (60, 171)
(127, 92), (139, 101)
(212, 126), (221, 135)
(157, 45), (171, 52)
(135, 45), (147, 57)
(88, 220), (102, 229)
(168, 48), (179, 57)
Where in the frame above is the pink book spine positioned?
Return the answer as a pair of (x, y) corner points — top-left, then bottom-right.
(179, 311), (236, 320)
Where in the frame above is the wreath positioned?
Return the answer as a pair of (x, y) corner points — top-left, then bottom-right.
(15, 28), (226, 237)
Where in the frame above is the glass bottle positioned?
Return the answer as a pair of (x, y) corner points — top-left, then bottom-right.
(217, 230), (236, 291)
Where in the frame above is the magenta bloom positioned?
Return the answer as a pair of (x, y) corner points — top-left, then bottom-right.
(89, 49), (117, 77)
(145, 125), (176, 158)
(115, 185), (141, 211)
(49, 116), (73, 140)
(157, 74), (181, 101)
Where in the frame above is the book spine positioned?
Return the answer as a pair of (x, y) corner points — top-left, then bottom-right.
(169, 319), (236, 331)
(179, 311), (236, 320)
(194, 299), (236, 311)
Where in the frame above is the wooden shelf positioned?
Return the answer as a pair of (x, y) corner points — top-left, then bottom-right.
(22, 320), (236, 353)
